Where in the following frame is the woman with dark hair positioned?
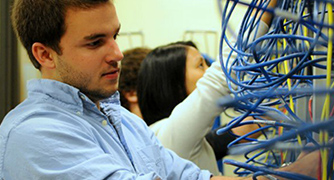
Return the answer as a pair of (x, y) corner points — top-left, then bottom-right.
(137, 43), (237, 175)
(137, 45), (205, 126)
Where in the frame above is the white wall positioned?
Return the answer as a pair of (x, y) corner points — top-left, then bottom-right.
(114, 0), (222, 58)
(18, 44), (40, 101)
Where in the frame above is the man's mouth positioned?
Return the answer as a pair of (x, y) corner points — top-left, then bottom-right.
(102, 69), (119, 79)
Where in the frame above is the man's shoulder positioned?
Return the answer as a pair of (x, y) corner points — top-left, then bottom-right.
(1, 99), (87, 137)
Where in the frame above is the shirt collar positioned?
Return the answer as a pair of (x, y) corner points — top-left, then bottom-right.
(27, 79), (121, 120)
(27, 79), (83, 106)
(100, 91), (122, 125)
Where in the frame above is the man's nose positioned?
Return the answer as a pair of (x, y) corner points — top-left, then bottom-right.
(105, 39), (124, 63)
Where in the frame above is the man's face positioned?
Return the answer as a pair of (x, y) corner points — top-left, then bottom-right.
(52, 2), (123, 103)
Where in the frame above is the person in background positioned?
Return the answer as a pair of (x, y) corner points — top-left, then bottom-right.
(118, 41), (210, 116)
(119, 47), (151, 118)
(137, 43), (263, 175)
(0, 0), (320, 179)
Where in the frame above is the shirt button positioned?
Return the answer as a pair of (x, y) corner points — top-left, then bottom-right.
(76, 111), (81, 115)
(80, 95), (85, 100)
(102, 120), (108, 126)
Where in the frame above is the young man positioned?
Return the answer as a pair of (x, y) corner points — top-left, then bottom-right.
(0, 0), (318, 179)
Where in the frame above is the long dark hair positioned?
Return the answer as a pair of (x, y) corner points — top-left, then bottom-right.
(137, 45), (188, 126)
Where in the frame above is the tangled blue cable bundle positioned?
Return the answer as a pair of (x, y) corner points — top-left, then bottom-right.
(216, 0), (334, 179)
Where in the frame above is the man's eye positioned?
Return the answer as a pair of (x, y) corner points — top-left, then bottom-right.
(87, 40), (102, 47)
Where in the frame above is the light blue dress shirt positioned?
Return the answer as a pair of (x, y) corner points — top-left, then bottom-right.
(0, 79), (211, 180)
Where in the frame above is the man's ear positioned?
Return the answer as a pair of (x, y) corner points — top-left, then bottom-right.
(124, 91), (138, 103)
(31, 42), (56, 69)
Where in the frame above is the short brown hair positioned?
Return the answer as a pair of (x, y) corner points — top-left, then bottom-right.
(11, 0), (110, 69)
(119, 47), (151, 110)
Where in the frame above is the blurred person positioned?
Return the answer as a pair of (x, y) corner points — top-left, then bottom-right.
(119, 47), (151, 118)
